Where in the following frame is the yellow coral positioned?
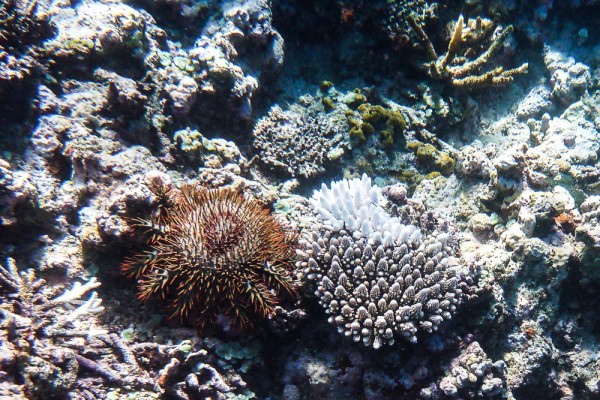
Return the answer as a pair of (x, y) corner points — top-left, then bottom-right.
(408, 14), (528, 89)
(347, 101), (407, 149)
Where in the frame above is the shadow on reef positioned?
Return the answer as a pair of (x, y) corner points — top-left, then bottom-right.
(0, 0), (56, 153)
(124, 0), (217, 48)
(557, 254), (600, 337)
(271, 0), (411, 87)
(0, 84), (40, 154)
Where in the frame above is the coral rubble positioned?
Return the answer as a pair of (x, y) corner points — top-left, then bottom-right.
(0, 258), (153, 398)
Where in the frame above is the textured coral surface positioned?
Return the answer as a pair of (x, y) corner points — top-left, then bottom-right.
(297, 175), (469, 348)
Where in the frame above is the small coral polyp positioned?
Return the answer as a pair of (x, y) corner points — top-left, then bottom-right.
(123, 182), (297, 330)
(297, 175), (466, 349)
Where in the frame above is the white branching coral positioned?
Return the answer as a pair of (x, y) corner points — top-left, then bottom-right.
(310, 174), (421, 242)
(297, 175), (469, 349)
(51, 277), (106, 327)
(0, 261), (106, 337)
(0, 258), (158, 397)
(52, 276), (101, 303)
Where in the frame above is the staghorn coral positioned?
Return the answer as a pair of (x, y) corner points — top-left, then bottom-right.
(0, 258), (106, 340)
(0, 258), (154, 398)
(296, 175), (470, 349)
(123, 180), (298, 330)
(408, 14), (528, 89)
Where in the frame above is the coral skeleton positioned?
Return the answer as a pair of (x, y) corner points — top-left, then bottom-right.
(408, 14), (528, 89)
(297, 175), (469, 348)
(0, 260), (105, 334)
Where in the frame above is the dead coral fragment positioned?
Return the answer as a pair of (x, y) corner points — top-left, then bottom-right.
(123, 182), (298, 330)
(409, 14), (528, 89)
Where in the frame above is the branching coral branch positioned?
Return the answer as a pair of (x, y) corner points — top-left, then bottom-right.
(0, 257), (20, 292)
(408, 14), (528, 90)
(74, 354), (123, 384)
(0, 258), (153, 397)
(0, 259), (107, 337)
(109, 332), (141, 372)
(52, 277), (101, 303)
(64, 290), (105, 321)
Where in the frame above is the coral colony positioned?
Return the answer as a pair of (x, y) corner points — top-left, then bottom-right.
(297, 175), (468, 348)
(409, 14), (528, 89)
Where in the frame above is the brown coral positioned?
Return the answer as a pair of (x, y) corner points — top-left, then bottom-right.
(123, 182), (297, 330)
(408, 14), (528, 89)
